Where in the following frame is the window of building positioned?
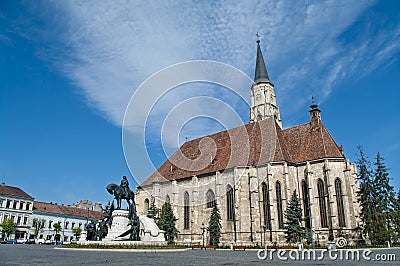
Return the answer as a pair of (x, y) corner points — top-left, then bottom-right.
(335, 178), (346, 227)
(262, 182), (271, 229)
(17, 216), (21, 225)
(301, 180), (311, 229)
(26, 202), (31, 211)
(19, 202), (24, 210)
(13, 201), (17, 209)
(65, 221), (69, 230)
(23, 217), (28, 225)
(48, 221), (53, 228)
(166, 195), (170, 204)
(72, 222), (75, 229)
(0, 198), (3, 207)
(317, 179), (328, 228)
(6, 200), (11, 209)
(144, 198), (149, 214)
(276, 181), (284, 229)
(184, 191), (190, 229)
(226, 185), (235, 221)
(79, 223), (82, 229)
(206, 189), (216, 209)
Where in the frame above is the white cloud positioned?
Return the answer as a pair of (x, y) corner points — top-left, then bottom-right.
(10, 0), (400, 139)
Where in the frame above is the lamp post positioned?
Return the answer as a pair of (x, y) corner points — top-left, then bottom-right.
(201, 224), (206, 249)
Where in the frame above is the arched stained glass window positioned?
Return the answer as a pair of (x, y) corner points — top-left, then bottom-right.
(276, 181), (284, 229)
(184, 192), (190, 229)
(226, 185), (235, 221)
(317, 179), (328, 228)
(206, 189), (216, 208)
(262, 182), (271, 229)
(301, 180), (311, 229)
(335, 178), (346, 227)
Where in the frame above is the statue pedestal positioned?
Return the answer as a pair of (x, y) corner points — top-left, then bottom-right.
(99, 210), (166, 244)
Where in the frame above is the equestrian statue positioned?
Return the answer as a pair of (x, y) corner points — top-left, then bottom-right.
(106, 176), (137, 215)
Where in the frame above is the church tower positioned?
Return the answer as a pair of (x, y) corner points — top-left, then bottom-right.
(250, 38), (282, 128)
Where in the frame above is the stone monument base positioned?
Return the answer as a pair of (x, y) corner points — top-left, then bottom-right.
(79, 210), (167, 245)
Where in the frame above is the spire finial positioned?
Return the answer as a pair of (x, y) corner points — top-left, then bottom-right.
(256, 32), (260, 43)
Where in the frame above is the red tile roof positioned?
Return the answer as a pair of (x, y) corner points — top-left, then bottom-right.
(0, 184), (34, 199)
(139, 118), (344, 187)
(33, 201), (102, 219)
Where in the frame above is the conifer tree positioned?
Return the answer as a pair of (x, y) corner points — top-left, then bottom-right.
(356, 146), (378, 244)
(284, 190), (308, 245)
(147, 200), (159, 221)
(373, 152), (396, 244)
(157, 202), (178, 244)
(208, 203), (221, 246)
(392, 190), (400, 242)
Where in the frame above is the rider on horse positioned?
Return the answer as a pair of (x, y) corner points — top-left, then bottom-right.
(120, 176), (129, 198)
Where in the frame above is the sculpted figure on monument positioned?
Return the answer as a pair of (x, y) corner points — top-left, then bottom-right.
(106, 175), (137, 212)
(86, 221), (97, 241)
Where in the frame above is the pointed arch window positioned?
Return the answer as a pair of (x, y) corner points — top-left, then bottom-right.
(317, 179), (328, 228)
(301, 180), (311, 229)
(276, 181), (284, 229)
(206, 189), (216, 209)
(226, 185), (235, 221)
(166, 194), (170, 204)
(335, 178), (346, 227)
(184, 192), (190, 229)
(262, 182), (271, 229)
(144, 198), (149, 215)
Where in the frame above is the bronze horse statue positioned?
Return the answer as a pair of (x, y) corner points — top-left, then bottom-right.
(106, 183), (136, 212)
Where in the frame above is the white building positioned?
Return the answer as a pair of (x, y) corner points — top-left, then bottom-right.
(0, 183), (34, 240)
(31, 201), (102, 242)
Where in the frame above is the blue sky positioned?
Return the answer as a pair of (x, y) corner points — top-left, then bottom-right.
(1, 0), (399, 205)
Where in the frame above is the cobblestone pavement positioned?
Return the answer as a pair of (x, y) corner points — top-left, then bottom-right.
(0, 244), (399, 265)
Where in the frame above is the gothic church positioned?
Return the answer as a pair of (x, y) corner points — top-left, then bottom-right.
(136, 40), (361, 246)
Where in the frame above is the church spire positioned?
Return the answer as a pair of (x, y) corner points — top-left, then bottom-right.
(254, 36), (270, 84)
(309, 96), (322, 128)
(250, 35), (282, 127)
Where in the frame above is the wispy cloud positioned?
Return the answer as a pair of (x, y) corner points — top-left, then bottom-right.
(4, 0), (400, 135)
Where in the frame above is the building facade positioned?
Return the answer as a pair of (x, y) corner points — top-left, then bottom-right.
(30, 201), (102, 242)
(135, 40), (361, 246)
(0, 183), (34, 240)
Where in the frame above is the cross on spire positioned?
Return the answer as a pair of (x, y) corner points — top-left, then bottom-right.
(256, 32), (260, 43)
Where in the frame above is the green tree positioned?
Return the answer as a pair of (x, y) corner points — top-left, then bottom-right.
(53, 223), (62, 241)
(1, 218), (16, 240)
(157, 202), (178, 244)
(356, 146), (378, 244)
(392, 190), (400, 242)
(32, 218), (45, 239)
(147, 200), (159, 221)
(373, 153), (396, 244)
(284, 190), (308, 245)
(208, 204), (221, 246)
(72, 227), (82, 240)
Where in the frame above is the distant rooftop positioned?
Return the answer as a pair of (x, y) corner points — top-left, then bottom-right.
(0, 183), (34, 199)
(34, 201), (102, 219)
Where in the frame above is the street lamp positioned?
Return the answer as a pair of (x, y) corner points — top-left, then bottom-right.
(200, 224), (206, 249)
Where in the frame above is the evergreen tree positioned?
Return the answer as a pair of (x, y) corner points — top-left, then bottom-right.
(157, 202), (178, 244)
(392, 190), (400, 242)
(208, 204), (221, 246)
(72, 227), (82, 240)
(147, 200), (159, 221)
(373, 153), (396, 244)
(284, 190), (308, 245)
(356, 146), (378, 244)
